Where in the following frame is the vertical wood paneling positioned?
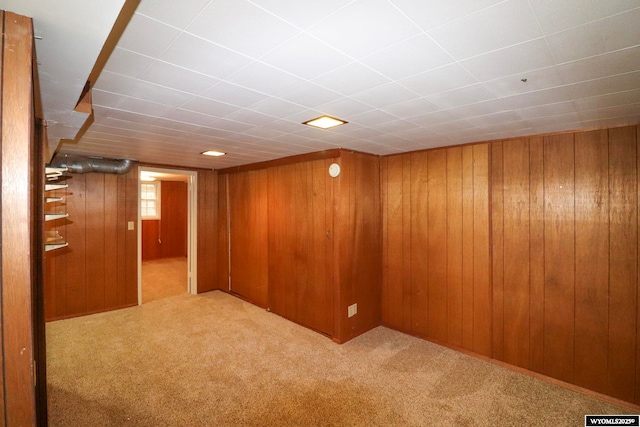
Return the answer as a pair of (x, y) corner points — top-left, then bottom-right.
(197, 169), (218, 293)
(574, 130), (609, 393)
(491, 141), (504, 361)
(44, 168), (139, 320)
(529, 137), (545, 374)
(158, 181), (188, 259)
(608, 126), (637, 401)
(472, 144), (491, 356)
(502, 139), (531, 368)
(543, 133), (575, 383)
(462, 146), (475, 350)
(383, 155), (405, 328)
(447, 147), (464, 348)
(401, 155), (412, 332)
(410, 151), (428, 336)
(427, 150), (447, 342)
(85, 173), (105, 312)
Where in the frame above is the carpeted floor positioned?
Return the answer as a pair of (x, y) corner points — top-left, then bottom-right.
(141, 257), (187, 303)
(46, 291), (633, 427)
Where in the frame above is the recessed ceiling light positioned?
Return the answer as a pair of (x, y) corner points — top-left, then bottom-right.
(201, 150), (226, 157)
(302, 115), (347, 129)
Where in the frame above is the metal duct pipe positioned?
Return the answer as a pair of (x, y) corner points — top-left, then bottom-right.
(49, 154), (134, 174)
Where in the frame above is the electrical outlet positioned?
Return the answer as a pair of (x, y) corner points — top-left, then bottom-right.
(348, 303), (357, 318)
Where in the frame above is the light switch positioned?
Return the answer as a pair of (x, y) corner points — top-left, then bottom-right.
(127, 221), (134, 230)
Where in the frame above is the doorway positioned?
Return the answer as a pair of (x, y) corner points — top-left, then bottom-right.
(138, 167), (198, 304)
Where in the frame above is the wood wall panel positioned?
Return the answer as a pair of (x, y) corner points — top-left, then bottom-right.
(44, 167), (139, 320)
(490, 126), (640, 405)
(141, 181), (188, 261)
(197, 169), (218, 293)
(217, 175), (229, 291)
(608, 126), (637, 402)
(381, 144), (491, 355)
(229, 169), (268, 308)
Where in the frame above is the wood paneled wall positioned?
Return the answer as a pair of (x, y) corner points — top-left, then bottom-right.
(381, 144), (491, 355)
(44, 168), (139, 320)
(142, 181), (188, 260)
(197, 169), (218, 293)
(333, 151), (381, 343)
(1, 10), (40, 424)
(228, 169), (269, 307)
(491, 126), (640, 404)
(218, 150), (381, 342)
(268, 159), (334, 335)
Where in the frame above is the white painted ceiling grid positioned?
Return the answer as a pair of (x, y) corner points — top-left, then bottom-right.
(46, 0), (640, 168)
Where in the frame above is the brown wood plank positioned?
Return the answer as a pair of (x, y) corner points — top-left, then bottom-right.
(124, 166), (138, 305)
(427, 149), (448, 342)
(254, 169), (269, 308)
(574, 130), (609, 394)
(159, 181), (188, 258)
(85, 173), (105, 313)
(502, 139), (531, 368)
(1, 11), (38, 424)
(53, 187), (68, 318)
(462, 145), (475, 351)
(141, 220), (160, 260)
(410, 151), (429, 337)
(381, 157), (390, 324)
(104, 173), (119, 308)
(637, 124), (640, 406)
(490, 141), (505, 361)
(472, 144), (491, 357)
(205, 170), (219, 293)
(0, 11), (5, 422)
(117, 174), (127, 305)
(217, 175), (229, 291)
(402, 154), (412, 332)
(543, 133), (575, 383)
(384, 155), (405, 328)
(447, 146), (464, 348)
(608, 125), (637, 402)
(65, 174), (87, 315)
(529, 137), (545, 373)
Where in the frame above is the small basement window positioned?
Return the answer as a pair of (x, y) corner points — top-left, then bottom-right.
(141, 182), (161, 220)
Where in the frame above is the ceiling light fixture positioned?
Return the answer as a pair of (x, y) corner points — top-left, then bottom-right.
(303, 115), (347, 129)
(201, 150), (226, 157)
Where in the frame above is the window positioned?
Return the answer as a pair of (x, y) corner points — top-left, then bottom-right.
(141, 182), (161, 219)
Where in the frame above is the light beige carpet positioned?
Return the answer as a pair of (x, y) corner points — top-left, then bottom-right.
(46, 291), (633, 426)
(142, 257), (187, 303)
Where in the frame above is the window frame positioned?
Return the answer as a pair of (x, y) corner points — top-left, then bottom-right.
(140, 181), (161, 220)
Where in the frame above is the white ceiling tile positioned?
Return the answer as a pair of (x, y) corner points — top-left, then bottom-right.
(260, 119), (304, 134)
(135, 0), (211, 29)
(250, 0), (350, 29)
(427, 0), (542, 60)
(261, 33), (352, 80)
(557, 46), (640, 84)
(546, 9), (640, 64)
(567, 72), (640, 99)
(501, 87), (573, 109)
(200, 81), (269, 107)
(315, 97), (373, 118)
(226, 110), (278, 126)
(246, 97), (303, 118)
(118, 13), (181, 57)
(380, 97), (441, 117)
(351, 83), (419, 108)
(307, 0), (421, 59)
(529, 0), (639, 34)
(225, 62), (304, 95)
(127, 81), (195, 106)
(390, 0), (505, 32)
(276, 82), (343, 108)
(164, 108), (221, 128)
(138, 61), (219, 95)
(159, 33), (253, 79)
(574, 89), (640, 112)
(446, 98), (511, 118)
(312, 62), (390, 96)
(186, 0), (300, 58)
(461, 38), (556, 81)
(465, 111), (521, 127)
(92, 90), (128, 108)
(515, 101), (578, 120)
(349, 109), (398, 126)
(408, 110), (461, 127)
(210, 118), (257, 133)
(102, 47), (155, 78)
(115, 96), (177, 117)
(482, 67), (565, 97)
(360, 34), (454, 80)
(371, 119), (420, 133)
(400, 63), (478, 97)
(180, 97), (241, 117)
(426, 84), (496, 109)
(94, 71), (137, 94)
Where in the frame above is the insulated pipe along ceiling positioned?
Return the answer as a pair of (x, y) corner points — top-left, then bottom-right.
(49, 153), (134, 174)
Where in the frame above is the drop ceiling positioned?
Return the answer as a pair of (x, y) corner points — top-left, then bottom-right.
(11, 0), (640, 169)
